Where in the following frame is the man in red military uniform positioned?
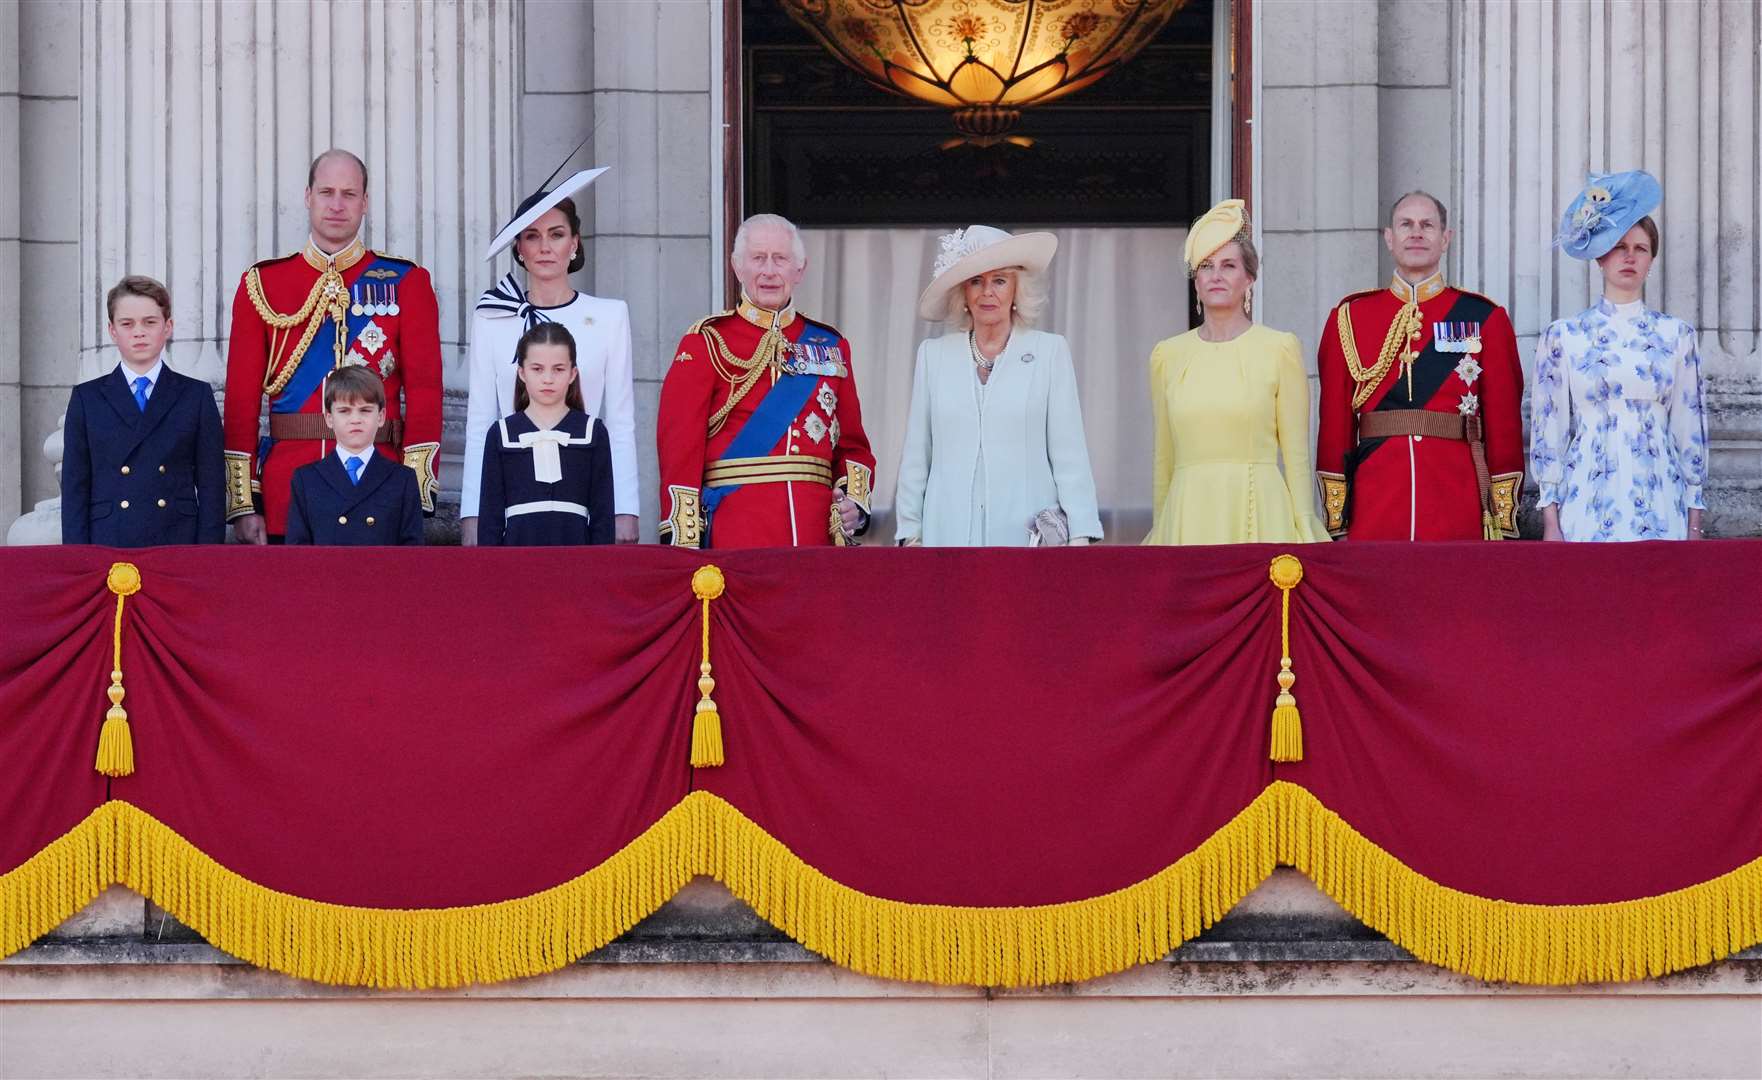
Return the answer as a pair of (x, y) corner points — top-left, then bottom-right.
(223, 149), (443, 542)
(658, 213), (875, 548)
(1316, 191), (1524, 540)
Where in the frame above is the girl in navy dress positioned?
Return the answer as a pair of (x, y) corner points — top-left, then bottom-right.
(478, 322), (614, 545)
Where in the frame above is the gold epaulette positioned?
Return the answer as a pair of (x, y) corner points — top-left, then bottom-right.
(688, 310), (735, 335)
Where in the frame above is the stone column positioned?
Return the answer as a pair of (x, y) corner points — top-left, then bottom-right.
(1454, 0), (1762, 533)
(15, 0), (81, 523)
(1377, 0), (1453, 265)
(579, 0), (716, 542)
(0, 0), (19, 535)
(32, 0), (522, 528)
(1256, 0), (1384, 388)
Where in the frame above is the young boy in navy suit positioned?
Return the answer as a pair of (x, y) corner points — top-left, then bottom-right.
(284, 366), (424, 545)
(61, 276), (225, 546)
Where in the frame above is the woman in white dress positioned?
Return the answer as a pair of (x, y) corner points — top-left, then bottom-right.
(1530, 170), (1708, 541)
(894, 225), (1102, 547)
(461, 166), (640, 544)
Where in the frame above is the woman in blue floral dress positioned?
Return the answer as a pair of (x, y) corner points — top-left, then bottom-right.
(1530, 171), (1707, 541)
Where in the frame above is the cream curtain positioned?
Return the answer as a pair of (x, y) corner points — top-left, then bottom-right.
(797, 227), (1190, 543)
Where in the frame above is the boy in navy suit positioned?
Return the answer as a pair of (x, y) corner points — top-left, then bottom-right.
(284, 366), (424, 545)
(61, 276), (225, 546)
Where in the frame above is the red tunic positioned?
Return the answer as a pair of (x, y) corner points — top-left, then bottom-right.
(222, 239), (443, 536)
(1315, 272), (1524, 540)
(657, 300), (876, 549)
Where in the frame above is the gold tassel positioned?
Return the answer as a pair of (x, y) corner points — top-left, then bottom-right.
(690, 565), (726, 768)
(95, 562), (142, 777)
(1483, 512), (1503, 541)
(1267, 554), (1304, 763)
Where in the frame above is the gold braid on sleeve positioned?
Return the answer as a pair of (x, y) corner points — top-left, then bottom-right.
(1338, 299), (1423, 410)
(246, 266), (350, 397)
(223, 451), (255, 520)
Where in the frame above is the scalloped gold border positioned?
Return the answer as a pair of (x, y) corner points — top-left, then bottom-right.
(3, 787), (1757, 989)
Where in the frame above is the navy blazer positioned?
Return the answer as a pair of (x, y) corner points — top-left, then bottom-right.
(61, 365), (226, 546)
(284, 452), (424, 546)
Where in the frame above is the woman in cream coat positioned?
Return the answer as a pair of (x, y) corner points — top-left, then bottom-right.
(894, 225), (1102, 546)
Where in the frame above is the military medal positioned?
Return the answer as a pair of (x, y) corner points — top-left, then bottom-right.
(1433, 322), (1484, 354)
(350, 284), (365, 318)
(374, 286), (389, 317)
(387, 283), (400, 317)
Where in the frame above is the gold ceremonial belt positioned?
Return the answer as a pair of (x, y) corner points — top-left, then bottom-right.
(704, 455), (834, 488)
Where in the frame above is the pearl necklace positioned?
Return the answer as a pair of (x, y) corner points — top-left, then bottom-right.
(969, 331), (1003, 374)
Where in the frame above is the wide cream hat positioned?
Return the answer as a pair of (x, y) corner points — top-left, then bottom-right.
(916, 225), (1058, 322)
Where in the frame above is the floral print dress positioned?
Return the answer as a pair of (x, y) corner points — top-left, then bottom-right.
(1528, 298), (1707, 540)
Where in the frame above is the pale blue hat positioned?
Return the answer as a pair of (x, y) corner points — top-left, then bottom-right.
(1556, 170), (1661, 260)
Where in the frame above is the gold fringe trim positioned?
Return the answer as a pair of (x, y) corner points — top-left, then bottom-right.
(0, 806), (113, 958)
(699, 791), (1279, 987)
(3, 788), (1759, 988)
(1265, 781), (1762, 984)
(106, 800), (706, 989)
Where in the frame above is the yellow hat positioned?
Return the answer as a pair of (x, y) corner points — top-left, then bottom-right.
(1183, 199), (1249, 272)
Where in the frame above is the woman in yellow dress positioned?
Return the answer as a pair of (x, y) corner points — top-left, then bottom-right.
(1144, 199), (1328, 545)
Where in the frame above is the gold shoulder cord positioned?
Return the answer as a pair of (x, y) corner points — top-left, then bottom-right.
(246, 266), (349, 397)
(701, 323), (787, 439)
(1337, 299), (1423, 410)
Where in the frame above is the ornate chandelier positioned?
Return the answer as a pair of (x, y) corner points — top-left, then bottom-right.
(779, 0), (1188, 146)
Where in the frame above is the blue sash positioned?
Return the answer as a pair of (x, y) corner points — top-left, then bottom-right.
(271, 257), (412, 414)
(701, 323), (840, 542)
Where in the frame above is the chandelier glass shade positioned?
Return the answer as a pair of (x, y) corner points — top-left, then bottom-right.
(779, 0), (1188, 144)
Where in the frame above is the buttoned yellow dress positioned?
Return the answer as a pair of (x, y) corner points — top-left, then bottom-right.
(1143, 324), (1329, 545)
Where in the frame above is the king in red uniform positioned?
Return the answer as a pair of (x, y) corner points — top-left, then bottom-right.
(223, 149), (442, 541)
(1316, 191), (1524, 540)
(658, 214), (875, 549)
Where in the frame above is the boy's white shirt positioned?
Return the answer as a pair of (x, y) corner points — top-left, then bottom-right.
(115, 356), (165, 395)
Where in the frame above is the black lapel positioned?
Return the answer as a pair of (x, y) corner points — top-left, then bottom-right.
(1373, 292), (1494, 413)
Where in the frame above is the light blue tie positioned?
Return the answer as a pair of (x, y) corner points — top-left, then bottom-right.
(345, 456), (364, 485)
(131, 376), (150, 412)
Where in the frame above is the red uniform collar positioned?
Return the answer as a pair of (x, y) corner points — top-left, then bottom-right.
(1389, 270), (1447, 305)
